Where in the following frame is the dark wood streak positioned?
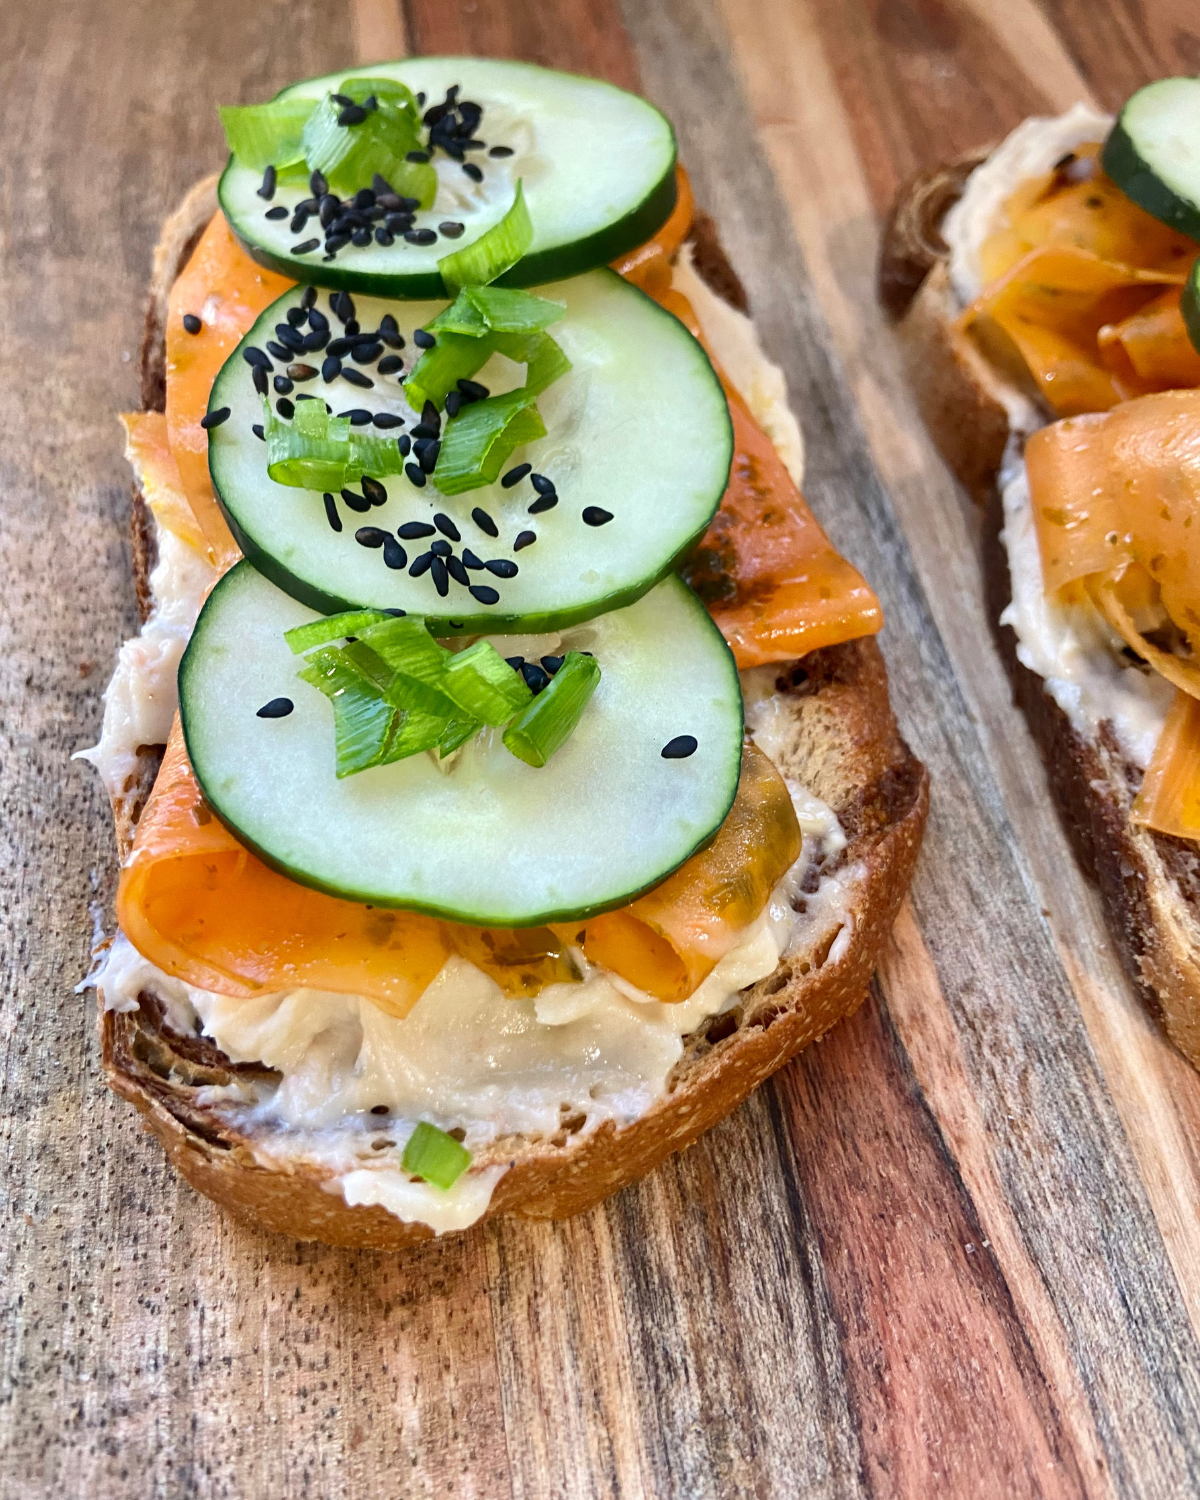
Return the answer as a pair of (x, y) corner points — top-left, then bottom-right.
(1038, 1), (1200, 110)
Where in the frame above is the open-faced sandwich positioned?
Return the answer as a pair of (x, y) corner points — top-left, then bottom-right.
(83, 58), (927, 1247)
(880, 78), (1200, 1068)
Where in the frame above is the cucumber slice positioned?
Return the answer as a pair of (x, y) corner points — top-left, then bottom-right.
(219, 57), (678, 298)
(179, 562), (744, 926)
(208, 270), (732, 635)
(1183, 259), (1200, 356)
(1103, 78), (1200, 242)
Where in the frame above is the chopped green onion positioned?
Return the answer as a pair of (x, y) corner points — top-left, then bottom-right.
(401, 1121), (472, 1190)
(432, 390), (546, 496)
(403, 332), (495, 414)
(430, 287), (566, 338)
(357, 616), (458, 717)
(385, 702), (455, 761)
(438, 716), (481, 757)
(438, 181), (533, 293)
(442, 641), (533, 724)
(492, 331), (572, 396)
(298, 648), (399, 777)
(502, 651), (601, 768)
(264, 398), (406, 489)
(301, 80), (435, 204)
(219, 99), (313, 171)
(285, 609), (397, 654)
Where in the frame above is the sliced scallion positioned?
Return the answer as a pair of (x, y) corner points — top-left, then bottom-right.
(438, 716), (482, 757)
(297, 648), (398, 777)
(263, 398), (406, 489)
(442, 640), (534, 724)
(284, 609), (396, 654)
(430, 286), (566, 338)
(502, 651), (601, 768)
(432, 390), (546, 496)
(301, 79), (434, 204)
(403, 331), (495, 414)
(401, 1121), (472, 1190)
(438, 181), (533, 293)
(492, 331), (572, 396)
(219, 99), (313, 172)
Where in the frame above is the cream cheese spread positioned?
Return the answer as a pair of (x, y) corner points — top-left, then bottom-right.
(83, 247), (855, 1235)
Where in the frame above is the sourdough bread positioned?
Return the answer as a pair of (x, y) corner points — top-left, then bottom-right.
(91, 181), (928, 1247)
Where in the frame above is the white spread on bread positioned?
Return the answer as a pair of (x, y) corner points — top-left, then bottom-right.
(942, 102), (1114, 307)
(942, 107), (1172, 772)
(84, 269), (860, 1234)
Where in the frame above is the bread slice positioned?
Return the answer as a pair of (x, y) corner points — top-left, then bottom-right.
(93, 180), (928, 1248)
(879, 158), (1200, 1070)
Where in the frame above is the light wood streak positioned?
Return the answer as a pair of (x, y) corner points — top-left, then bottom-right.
(717, 0), (1200, 1346)
(350, 0), (408, 63)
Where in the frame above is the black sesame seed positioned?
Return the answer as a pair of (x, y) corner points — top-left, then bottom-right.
(287, 363), (318, 382)
(502, 463), (531, 488)
(661, 735), (698, 760)
(409, 551), (433, 577)
(417, 439), (440, 473)
(351, 227), (372, 247)
(397, 521), (435, 540)
(471, 507), (498, 538)
(354, 188), (376, 209)
(266, 340), (291, 361)
(331, 93), (355, 107)
(457, 378), (489, 401)
(469, 584), (500, 605)
(199, 407), (230, 430)
(421, 402), (441, 432)
(372, 412), (405, 429)
(276, 397), (295, 418)
(252, 366), (269, 396)
(182, 312), (202, 335)
(541, 655), (564, 675)
(405, 462), (427, 488)
(433, 512), (460, 541)
(331, 291), (355, 324)
(275, 323), (306, 352)
(430, 538), (451, 558)
(326, 335), (356, 358)
(341, 408), (373, 426)
(308, 306), (328, 331)
(385, 212), (415, 235)
(257, 696), (294, 718)
(528, 494), (558, 514)
(352, 340), (383, 364)
(444, 391), (462, 418)
(377, 354), (405, 376)
(446, 555), (469, 586)
(396, 433), (412, 456)
(274, 375), (294, 395)
(252, 423), (265, 441)
(430, 556), (450, 596)
(341, 368), (374, 389)
(513, 530), (536, 551)
(582, 507), (613, 526)
(301, 284), (317, 310)
(375, 228), (395, 247)
(406, 150), (431, 163)
(291, 238), (320, 255)
(404, 228), (438, 246)
(290, 210), (310, 236)
(439, 221), (465, 238)
(506, 656), (525, 671)
(521, 662), (549, 694)
(355, 526), (387, 548)
(338, 104), (368, 126)
(462, 548), (484, 570)
(413, 328), (436, 349)
(530, 473), (556, 496)
(244, 346), (272, 371)
(324, 233), (351, 254)
(265, 205), (289, 220)
(310, 169), (328, 198)
(485, 558), (518, 579)
(341, 488), (371, 514)
(324, 493), (342, 532)
(361, 475), (388, 506)
(303, 327), (330, 351)
(383, 536), (407, 570)
(257, 165), (277, 200)
(378, 314), (403, 347)
(462, 162), (484, 183)
(345, 318), (361, 337)
(411, 423), (437, 442)
(287, 305), (307, 327)
(489, 146), (514, 158)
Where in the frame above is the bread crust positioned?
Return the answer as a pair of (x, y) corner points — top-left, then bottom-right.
(880, 154), (1200, 1070)
(95, 185), (928, 1247)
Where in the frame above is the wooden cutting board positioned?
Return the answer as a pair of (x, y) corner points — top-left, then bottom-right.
(5, 0), (1200, 1494)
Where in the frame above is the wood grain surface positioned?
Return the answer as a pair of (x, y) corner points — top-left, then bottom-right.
(5, 0), (1200, 1495)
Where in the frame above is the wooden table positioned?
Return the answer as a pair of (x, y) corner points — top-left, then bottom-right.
(5, 0), (1200, 1494)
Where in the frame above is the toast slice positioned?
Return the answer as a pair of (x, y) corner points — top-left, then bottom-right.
(92, 180), (928, 1248)
(879, 157), (1200, 1070)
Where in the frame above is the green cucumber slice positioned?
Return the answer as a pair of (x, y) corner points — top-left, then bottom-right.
(179, 562), (744, 926)
(1102, 78), (1200, 242)
(218, 57), (678, 298)
(1183, 258), (1200, 356)
(208, 270), (732, 635)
